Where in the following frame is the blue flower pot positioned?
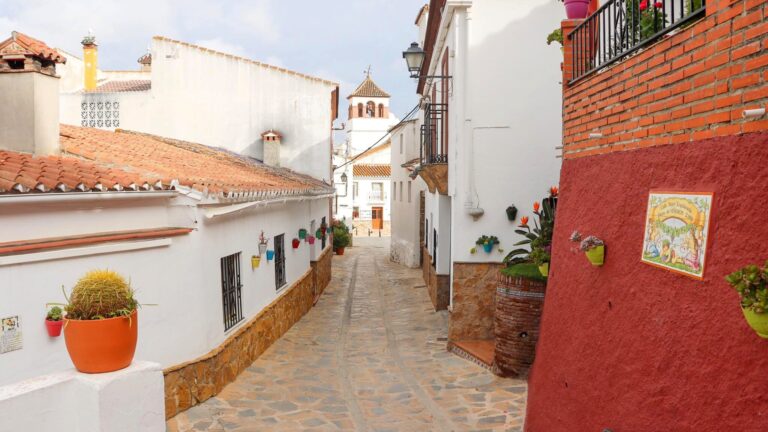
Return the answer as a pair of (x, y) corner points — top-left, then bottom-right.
(266, 250), (275, 261)
(483, 243), (494, 253)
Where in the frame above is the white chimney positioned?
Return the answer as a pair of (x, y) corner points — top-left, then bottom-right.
(0, 31), (65, 155)
(261, 130), (283, 167)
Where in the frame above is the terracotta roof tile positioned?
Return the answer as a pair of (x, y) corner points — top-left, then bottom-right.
(348, 75), (390, 99)
(353, 164), (391, 178)
(0, 31), (66, 63)
(85, 80), (151, 93)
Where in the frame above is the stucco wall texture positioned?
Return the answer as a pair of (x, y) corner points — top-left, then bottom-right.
(525, 133), (768, 432)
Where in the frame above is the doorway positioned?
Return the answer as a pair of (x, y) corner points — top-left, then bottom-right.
(372, 206), (384, 230)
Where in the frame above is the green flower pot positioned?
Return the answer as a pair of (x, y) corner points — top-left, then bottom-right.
(742, 308), (768, 339)
(299, 229), (307, 240)
(538, 263), (549, 277)
(585, 245), (605, 266)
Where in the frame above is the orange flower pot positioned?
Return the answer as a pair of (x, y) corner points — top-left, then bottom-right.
(64, 310), (138, 374)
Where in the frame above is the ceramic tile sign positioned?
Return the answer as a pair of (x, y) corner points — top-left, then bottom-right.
(642, 191), (713, 280)
(0, 315), (22, 354)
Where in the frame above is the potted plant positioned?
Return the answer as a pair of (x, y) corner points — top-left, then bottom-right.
(308, 235), (316, 245)
(725, 262), (768, 338)
(580, 235), (605, 266)
(563, 0), (591, 19)
(63, 270), (139, 373)
(258, 231), (269, 256)
(476, 235), (500, 253)
(505, 190), (558, 277)
(266, 250), (275, 261)
(506, 205), (518, 222)
(298, 228), (308, 240)
(333, 220), (351, 255)
(45, 306), (64, 337)
(251, 255), (261, 269)
(292, 238), (301, 249)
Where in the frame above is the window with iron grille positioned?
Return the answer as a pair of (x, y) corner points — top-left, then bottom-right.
(432, 228), (437, 268)
(321, 217), (327, 249)
(220, 252), (243, 331)
(274, 234), (287, 290)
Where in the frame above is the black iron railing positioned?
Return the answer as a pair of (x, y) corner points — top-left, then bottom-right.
(220, 252), (243, 331)
(569, 0), (706, 83)
(420, 103), (448, 165)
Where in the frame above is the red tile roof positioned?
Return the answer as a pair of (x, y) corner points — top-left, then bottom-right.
(353, 164), (391, 177)
(348, 75), (390, 99)
(0, 31), (66, 63)
(86, 80), (151, 93)
(0, 125), (333, 200)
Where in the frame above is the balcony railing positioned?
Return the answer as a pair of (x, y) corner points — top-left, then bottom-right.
(368, 192), (386, 202)
(420, 103), (448, 165)
(569, 0), (706, 83)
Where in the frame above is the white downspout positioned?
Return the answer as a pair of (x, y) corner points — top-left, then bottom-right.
(462, 9), (483, 220)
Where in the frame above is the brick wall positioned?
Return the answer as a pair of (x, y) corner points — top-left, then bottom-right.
(562, 0), (768, 159)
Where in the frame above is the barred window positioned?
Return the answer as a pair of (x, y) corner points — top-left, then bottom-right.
(274, 234), (287, 289)
(220, 252), (243, 331)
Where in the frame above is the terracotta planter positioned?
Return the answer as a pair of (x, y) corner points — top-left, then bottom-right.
(292, 238), (301, 249)
(494, 271), (546, 378)
(585, 245), (605, 266)
(45, 319), (63, 337)
(64, 310), (138, 373)
(564, 0), (590, 18)
(742, 308), (768, 339)
(335, 247), (345, 256)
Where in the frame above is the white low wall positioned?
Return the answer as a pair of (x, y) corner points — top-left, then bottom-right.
(0, 361), (164, 432)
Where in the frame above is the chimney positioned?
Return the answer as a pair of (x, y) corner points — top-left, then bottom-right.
(0, 31), (65, 155)
(261, 130), (283, 167)
(81, 31), (97, 91)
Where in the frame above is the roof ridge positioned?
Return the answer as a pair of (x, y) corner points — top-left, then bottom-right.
(152, 36), (339, 87)
(347, 74), (390, 99)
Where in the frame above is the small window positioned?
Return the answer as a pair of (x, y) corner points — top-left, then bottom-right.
(399, 134), (404, 154)
(353, 182), (359, 199)
(378, 103), (385, 118)
(366, 101), (376, 117)
(399, 182), (403, 202)
(220, 252), (243, 331)
(393, 181), (397, 200)
(408, 181), (412, 203)
(274, 234), (286, 289)
(321, 217), (327, 249)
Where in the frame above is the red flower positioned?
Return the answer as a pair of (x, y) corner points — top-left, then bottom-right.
(533, 201), (541, 212)
(654, 1), (663, 7)
(550, 186), (559, 197)
(639, 0), (648, 11)
(520, 216), (529, 226)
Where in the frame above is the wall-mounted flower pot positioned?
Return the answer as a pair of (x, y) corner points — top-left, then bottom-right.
(506, 205), (518, 222)
(585, 245), (605, 266)
(335, 247), (345, 256)
(483, 243), (494, 253)
(321, 226), (327, 236)
(298, 229), (307, 240)
(742, 308), (768, 339)
(315, 229), (323, 239)
(292, 238), (301, 249)
(564, 0), (590, 19)
(266, 250), (275, 261)
(308, 235), (316, 245)
(538, 263), (549, 277)
(251, 255), (261, 269)
(258, 243), (268, 257)
(64, 310), (138, 373)
(45, 319), (63, 337)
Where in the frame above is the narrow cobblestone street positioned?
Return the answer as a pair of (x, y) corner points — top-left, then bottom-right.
(167, 238), (527, 431)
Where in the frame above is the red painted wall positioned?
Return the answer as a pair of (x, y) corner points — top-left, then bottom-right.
(525, 133), (768, 431)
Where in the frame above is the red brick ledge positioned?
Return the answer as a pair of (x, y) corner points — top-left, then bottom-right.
(0, 228), (193, 256)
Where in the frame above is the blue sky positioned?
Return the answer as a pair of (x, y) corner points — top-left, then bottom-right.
(0, 0), (423, 124)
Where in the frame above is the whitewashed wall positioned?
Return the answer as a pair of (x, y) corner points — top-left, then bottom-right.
(0, 194), (330, 387)
(390, 120), (427, 268)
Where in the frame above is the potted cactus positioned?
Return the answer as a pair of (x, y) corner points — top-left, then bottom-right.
(726, 262), (768, 338)
(62, 270), (139, 373)
(45, 306), (64, 337)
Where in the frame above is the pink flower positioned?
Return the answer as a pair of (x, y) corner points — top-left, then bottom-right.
(654, 1), (663, 8)
(639, 0), (648, 11)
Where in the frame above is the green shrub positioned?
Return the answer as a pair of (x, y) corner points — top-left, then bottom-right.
(501, 263), (547, 282)
(725, 262), (768, 313)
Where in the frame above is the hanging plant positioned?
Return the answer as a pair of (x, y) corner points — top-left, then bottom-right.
(725, 262), (768, 338)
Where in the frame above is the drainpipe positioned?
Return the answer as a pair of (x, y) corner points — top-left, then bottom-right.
(462, 9), (483, 220)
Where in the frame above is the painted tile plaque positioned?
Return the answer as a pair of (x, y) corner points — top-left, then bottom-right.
(0, 316), (22, 354)
(642, 191), (713, 279)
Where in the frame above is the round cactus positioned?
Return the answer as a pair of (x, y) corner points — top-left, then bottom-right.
(66, 270), (137, 320)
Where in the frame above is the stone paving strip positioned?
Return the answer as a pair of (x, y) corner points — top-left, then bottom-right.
(167, 237), (527, 431)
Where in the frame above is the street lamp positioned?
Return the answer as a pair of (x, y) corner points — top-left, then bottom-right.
(402, 42), (452, 80)
(340, 172), (348, 183)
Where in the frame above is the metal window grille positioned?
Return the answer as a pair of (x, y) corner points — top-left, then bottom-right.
(432, 228), (437, 268)
(321, 217), (327, 249)
(220, 252), (243, 331)
(569, 0), (706, 83)
(420, 103), (449, 165)
(274, 234), (287, 289)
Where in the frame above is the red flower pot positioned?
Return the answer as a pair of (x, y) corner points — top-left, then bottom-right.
(564, 0), (590, 18)
(64, 310), (138, 373)
(45, 319), (63, 337)
(292, 238), (300, 249)
(308, 236), (316, 245)
(335, 247), (345, 256)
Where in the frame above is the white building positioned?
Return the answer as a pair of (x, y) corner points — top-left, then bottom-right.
(334, 74), (399, 235)
(390, 119), (427, 268)
(57, 35), (340, 183)
(409, 1), (562, 347)
(0, 31), (335, 426)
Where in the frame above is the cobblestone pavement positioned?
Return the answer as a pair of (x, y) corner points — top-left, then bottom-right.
(167, 238), (527, 431)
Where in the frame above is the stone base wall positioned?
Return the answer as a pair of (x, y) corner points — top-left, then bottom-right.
(449, 262), (503, 341)
(311, 246), (332, 298)
(163, 267), (315, 419)
(422, 246), (449, 311)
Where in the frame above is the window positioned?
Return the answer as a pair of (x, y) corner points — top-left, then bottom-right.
(425, 219), (429, 249)
(408, 181), (412, 203)
(399, 182), (403, 202)
(393, 181), (396, 201)
(220, 252), (243, 331)
(378, 104), (385, 118)
(399, 133), (403, 154)
(274, 234), (286, 290)
(371, 182), (384, 201)
(357, 103), (363, 117)
(366, 101), (376, 118)
(321, 217), (327, 249)
(432, 228), (437, 267)
(353, 182), (359, 199)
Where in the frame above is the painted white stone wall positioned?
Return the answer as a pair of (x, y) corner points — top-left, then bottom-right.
(58, 38), (337, 183)
(414, 0), (563, 300)
(390, 120), (427, 268)
(0, 194), (331, 387)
